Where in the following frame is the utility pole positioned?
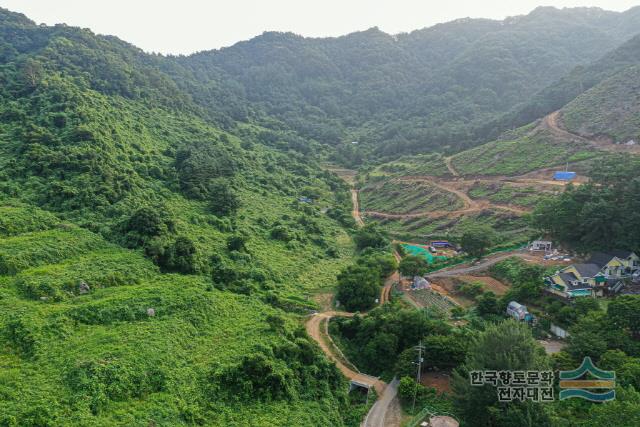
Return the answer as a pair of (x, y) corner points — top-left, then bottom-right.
(412, 340), (425, 413)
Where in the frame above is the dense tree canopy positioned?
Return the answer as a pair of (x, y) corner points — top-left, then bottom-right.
(533, 156), (640, 253)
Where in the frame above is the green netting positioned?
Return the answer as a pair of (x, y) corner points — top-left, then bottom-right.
(402, 244), (447, 264)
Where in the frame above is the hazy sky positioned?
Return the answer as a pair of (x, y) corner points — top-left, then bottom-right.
(1, 1), (638, 54)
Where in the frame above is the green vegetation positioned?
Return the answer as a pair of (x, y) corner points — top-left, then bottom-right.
(399, 255), (429, 277)
(562, 65), (640, 143)
(533, 156), (640, 253)
(0, 9), (364, 425)
(507, 33), (640, 132)
(335, 230), (396, 311)
(451, 130), (598, 176)
(180, 7), (640, 161)
(4, 4), (640, 425)
(460, 225), (495, 258)
(363, 154), (452, 179)
(359, 179), (462, 215)
(330, 304), (467, 377)
(468, 182), (548, 208)
(378, 211), (529, 249)
(452, 321), (551, 426)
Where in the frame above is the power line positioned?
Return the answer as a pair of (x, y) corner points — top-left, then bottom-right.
(412, 340), (426, 413)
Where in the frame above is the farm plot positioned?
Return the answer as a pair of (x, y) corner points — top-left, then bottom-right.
(409, 289), (458, 315)
(359, 179), (463, 215)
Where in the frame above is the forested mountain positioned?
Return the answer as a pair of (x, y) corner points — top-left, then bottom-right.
(0, 8), (364, 425)
(179, 6), (640, 161)
(504, 32), (640, 133)
(4, 4), (640, 425)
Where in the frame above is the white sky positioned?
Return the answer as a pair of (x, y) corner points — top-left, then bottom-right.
(0, 1), (638, 54)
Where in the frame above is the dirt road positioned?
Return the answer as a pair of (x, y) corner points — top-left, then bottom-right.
(305, 311), (385, 394)
(365, 201), (529, 220)
(362, 175), (531, 221)
(445, 156), (459, 177)
(542, 111), (640, 154)
(380, 251), (402, 305)
(428, 250), (526, 278)
(351, 188), (365, 227)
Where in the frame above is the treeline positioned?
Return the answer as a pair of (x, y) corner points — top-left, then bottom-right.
(533, 156), (640, 254)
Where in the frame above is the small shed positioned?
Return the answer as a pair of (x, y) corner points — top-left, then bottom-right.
(431, 241), (451, 249)
(531, 240), (552, 252)
(412, 276), (431, 290)
(553, 171), (576, 181)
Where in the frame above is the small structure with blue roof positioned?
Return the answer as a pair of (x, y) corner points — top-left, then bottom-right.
(553, 171), (577, 181)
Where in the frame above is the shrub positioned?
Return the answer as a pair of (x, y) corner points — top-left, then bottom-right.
(66, 359), (166, 413)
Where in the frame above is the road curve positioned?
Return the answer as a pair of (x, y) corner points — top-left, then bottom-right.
(542, 111), (640, 155)
(305, 312), (385, 395)
(362, 176), (531, 220)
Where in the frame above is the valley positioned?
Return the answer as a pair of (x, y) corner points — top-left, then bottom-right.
(2, 4), (640, 427)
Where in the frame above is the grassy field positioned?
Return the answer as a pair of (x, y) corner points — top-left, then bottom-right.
(362, 154), (452, 180)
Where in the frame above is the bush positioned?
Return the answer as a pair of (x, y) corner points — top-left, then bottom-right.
(154, 236), (198, 274)
(399, 255), (429, 277)
(66, 359), (166, 413)
(119, 206), (174, 248)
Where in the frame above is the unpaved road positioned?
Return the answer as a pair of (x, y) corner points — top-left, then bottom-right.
(305, 312), (385, 395)
(380, 251), (402, 305)
(305, 311), (400, 427)
(352, 188), (365, 227)
(445, 156), (459, 177)
(428, 250), (527, 278)
(365, 201), (529, 220)
(542, 111), (640, 154)
(541, 111), (590, 144)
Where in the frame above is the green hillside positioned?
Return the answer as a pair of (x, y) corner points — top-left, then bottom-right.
(4, 4), (640, 426)
(0, 9), (362, 426)
(562, 65), (640, 143)
(504, 31), (640, 132)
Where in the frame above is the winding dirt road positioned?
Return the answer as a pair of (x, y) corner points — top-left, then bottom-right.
(427, 249), (539, 278)
(542, 111), (640, 154)
(361, 175), (531, 221)
(308, 173), (401, 427)
(305, 312), (385, 394)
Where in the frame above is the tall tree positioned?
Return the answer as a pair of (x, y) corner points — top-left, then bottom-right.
(452, 321), (551, 426)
